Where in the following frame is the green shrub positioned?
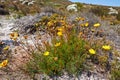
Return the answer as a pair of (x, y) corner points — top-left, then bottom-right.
(26, 27), (88, 76)
(75, 2), (83, 11)
(24, 14), (117, 79)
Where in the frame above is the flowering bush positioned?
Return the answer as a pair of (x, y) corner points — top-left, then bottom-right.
(1, 1), (120, 79)
(22, 14), (119, 79)
(26, 26), (88, 76)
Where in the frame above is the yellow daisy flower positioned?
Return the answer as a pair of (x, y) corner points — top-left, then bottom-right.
(43, 51), (49, 56)
(10, 32), (19, 41)
(84, 22), (89, 27)
(55, 42), (61, 47)
(89, 48), (96, 54)
(0, 60), (8, 68)
(102, 45), (111, 51)
(93, 23), (101, 28)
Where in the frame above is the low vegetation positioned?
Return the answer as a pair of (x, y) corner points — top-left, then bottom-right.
(0, 0), (120, 79)
(20, 14), (119, 79)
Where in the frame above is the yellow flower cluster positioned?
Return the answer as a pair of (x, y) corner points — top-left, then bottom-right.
(0, 60), (8, 68)
(89, 45), (111, 55)
(80, 22), (101, 28)
(80, 22), (89, 27)
(76, 17), (85, 21)
(76, 17), (100, 28)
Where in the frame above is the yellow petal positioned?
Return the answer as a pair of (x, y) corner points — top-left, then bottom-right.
(57, 32), (63, 36)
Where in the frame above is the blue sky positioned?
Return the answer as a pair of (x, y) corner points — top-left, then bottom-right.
(69, 0), (120, 7)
